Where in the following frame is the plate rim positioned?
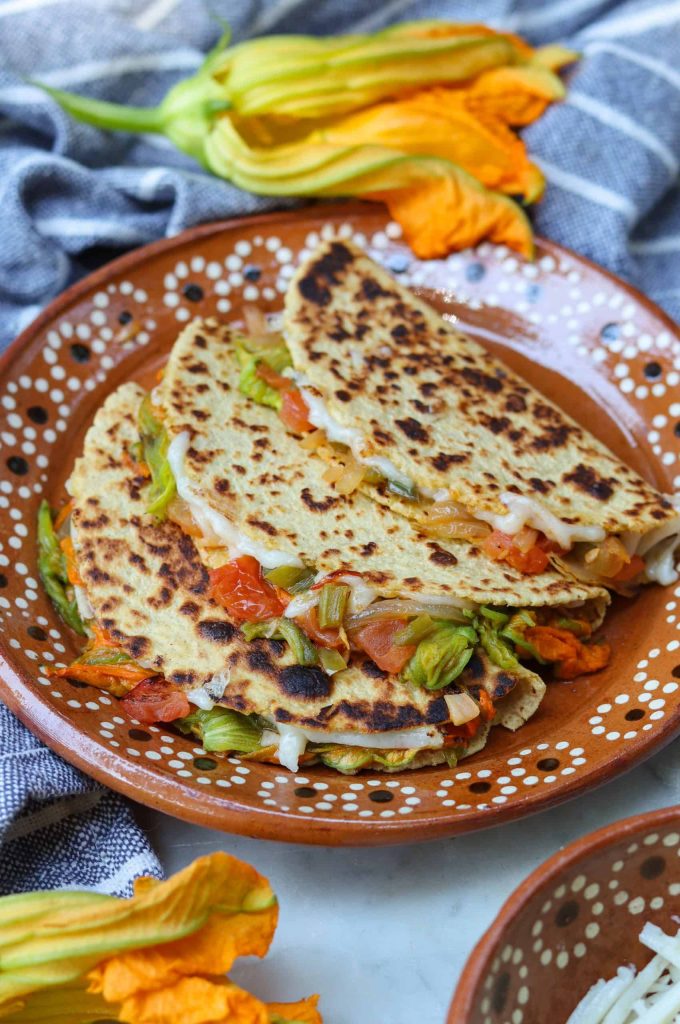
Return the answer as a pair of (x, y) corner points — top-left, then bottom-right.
(1, 199), (679, 845)
(447, 803), (680, 1021)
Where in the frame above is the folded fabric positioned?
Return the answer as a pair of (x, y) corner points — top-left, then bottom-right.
(0, 702), (161, 894)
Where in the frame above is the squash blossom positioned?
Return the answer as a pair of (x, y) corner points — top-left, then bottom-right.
(40, 21), (577, 259)
(0, 853), (322, 1024)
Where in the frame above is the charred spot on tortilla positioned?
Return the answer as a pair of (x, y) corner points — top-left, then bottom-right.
(395, 417), (429, 443)
(246, 516), (279, 537)
(492, 673), (518, 699)
(360, 276), (395, 302)
(361, 659), (388, 680)
(563, 464), (615, 501)
(247, 647), (279, 676)
(179, 600), (200, 617)
(297, 241), (354, 307)
(532, 424), (572, 450)
(197, 619), (238, 643)
(431, 452), (468, 471)
(170, 670), (197, 685)
(427, 542), (458, 567)
(279, 665), (333, 700)
(424, 697), (450, 724)
(300, 488), (341, 513)
(127, 635), (149, 659)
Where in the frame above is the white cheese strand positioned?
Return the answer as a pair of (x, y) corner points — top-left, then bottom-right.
(477, 492), (606, 549)
(295, 377), (416, 492)
(568, 925), (680, 1024)
(167, 431), (303, 569)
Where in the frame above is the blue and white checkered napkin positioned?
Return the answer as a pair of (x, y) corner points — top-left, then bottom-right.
(2, 0), (680, 891)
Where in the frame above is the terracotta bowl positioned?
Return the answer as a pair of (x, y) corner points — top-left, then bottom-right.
(449, 805), (680, 1023)
(1, 201), (680, 844)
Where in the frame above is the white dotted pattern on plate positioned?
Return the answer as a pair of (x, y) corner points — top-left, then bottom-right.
(1, 216), (680, 828)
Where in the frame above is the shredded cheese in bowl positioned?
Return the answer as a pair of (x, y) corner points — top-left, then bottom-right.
(567, 923), (680, 1023)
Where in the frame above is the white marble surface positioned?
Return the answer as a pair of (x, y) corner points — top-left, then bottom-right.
(137, 743), (680, 1024)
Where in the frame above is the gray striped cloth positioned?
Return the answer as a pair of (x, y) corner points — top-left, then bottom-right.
(1, 0), (680, 891)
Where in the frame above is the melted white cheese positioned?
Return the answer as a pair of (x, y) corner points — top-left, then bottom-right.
(645, 536), (680, 586)
(167, 431), (303, 569)
(74, 584), (94, 621)
(187, 670), (231, 710)
(476, 492), (606, 549)
(291, 380), (620, 551)
(69, 523), (94, 620)
(269, 721), (444, 772)
(294, 377), (415, 492)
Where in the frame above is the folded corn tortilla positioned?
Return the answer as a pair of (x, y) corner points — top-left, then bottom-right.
(282, 240), (680, 588)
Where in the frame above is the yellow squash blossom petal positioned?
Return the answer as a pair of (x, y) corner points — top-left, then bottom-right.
(267, 994), (323, 1024)
(532, 43), (580, 71)
(213, 25), (524, 120)
(115, 976), (269, 1024)
(466, 65), (567, 127)
(204, 119), (533, 258)
(320, 86), (544, 201)
(0, 853), (275, 1010)
(372, 173), (534, 259)
(89, 903), (278, 1003)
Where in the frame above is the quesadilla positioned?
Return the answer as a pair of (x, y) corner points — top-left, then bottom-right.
(38, 307), (618, 776)
(39, 381), (557, 774)
(281, 241), (680, 593)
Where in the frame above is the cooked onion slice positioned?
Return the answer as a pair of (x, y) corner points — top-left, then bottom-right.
(346, 598), (472, 632)
(444, 692), (480, 725)
(580, 536), (630, 578)
(421, 499), (491, 542)
(166, 496), (203, 538)
(323, 452), (365, 495)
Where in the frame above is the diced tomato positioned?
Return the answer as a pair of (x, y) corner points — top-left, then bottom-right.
(443, 719), (481, 745)
(279, 389), (314, 433)
(255, 362), (292, 392)
(352, 617), (415, 674)
(255, 362), (314, 433)
(121, 678), (190, 724)
(209, 555), (289, 623)
(482, 529), (550, 574)
(611, 554), (645, 583)
(311, 569), (363, 590)
(296, 606), (346, 651)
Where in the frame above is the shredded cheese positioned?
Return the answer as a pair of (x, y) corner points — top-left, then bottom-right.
(167, 431), (303, 569)
(567, 923), (680, 1023)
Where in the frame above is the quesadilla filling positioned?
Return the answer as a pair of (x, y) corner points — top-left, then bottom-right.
(232, 315), (680, 591)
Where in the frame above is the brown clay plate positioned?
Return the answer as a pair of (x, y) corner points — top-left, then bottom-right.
(0, 202), (679, 845)
(448, 804), (680, 1023)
